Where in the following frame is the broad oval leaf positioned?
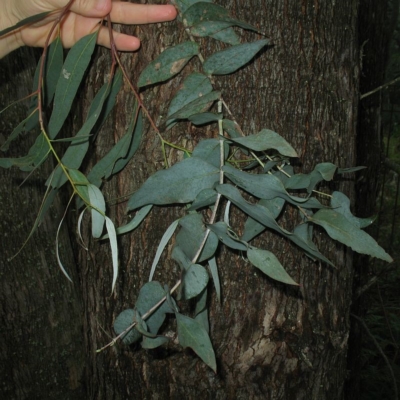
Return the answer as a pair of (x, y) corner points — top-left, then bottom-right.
(203, 39), (269, 75)
(138, 41), (199, 87)
(310, 209), (392, 262)
(175, 213), (219, 263)
(114, 309), (141, 345)
(176, 313), (217, 372)
(247, 247), (298, 285)
(182, 264), (209, 300)
(127, 157), (219, 211)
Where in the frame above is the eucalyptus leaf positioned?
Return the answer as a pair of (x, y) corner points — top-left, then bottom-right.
(48, 32), (98, 139)
(188, 188), (217, 211)
(223, 164), (325, 209)
(216, 184), (334, 265)
(167, 91), (221, 122)
(102, 204), (153, 239)
(228, 129), (297, 157)
(181, 264), (209, 300)
(113, 309), (141, 345)
(203, 39), (269, 75)
(88, 105), (142, 187)
(192, 138), (228, 167)
(188, 112), (223, 125)
(208, 221), (248, 251)
(174, 0), (212, 14)
(175, 213), (219, 262)
(138, 41), (199, 87)
(166, 73), (213, 121)
(176, 313), (217, 372)
(149, 219), (180, 281)
(310, 209), (392, 262)
(127, 157), (219, 211)
(222, 119), (243, 139)
(330, 191), (375, 228)
(241, 197), (286, 242)
(0, 12), (51, 37)
(141, 335), (169, 349)
(49, 70), (122, 188)
(135, 282), (175, 335)
(194, 288), (209, 332)
(88, 184), (106, 239)
(247, 247), (298, 285)
(105, 217), (119, 293)
(208, 257), (221, 303)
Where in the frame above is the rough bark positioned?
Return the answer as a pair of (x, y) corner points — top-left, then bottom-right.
(73, 1), (359, 399)
(0, 49), (86, 399)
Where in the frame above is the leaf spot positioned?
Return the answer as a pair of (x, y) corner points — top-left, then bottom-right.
(62, 68), (71, 80)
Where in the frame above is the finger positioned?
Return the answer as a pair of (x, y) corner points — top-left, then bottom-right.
(109, 3), (177, 25)
(48, 0), (112, 17)
(96, 25), (141, 51)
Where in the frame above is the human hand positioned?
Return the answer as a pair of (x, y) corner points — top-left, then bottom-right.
(0, 0), (177, 58)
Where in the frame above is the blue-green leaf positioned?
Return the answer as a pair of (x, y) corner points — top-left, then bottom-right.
(0, 12), (51, 37)
(228, 129), (298, 157)
(174, 0), (212, 13)
(310, 209), (392, 262)
(208, 221), (247, 251)
(223, 164), (325, 209)
(105, 217), (119, 292)
(330, 191), (375, 228)
(247, 247), (298, 285)
(166, 91), (221, 122)
(138, 41), (199, 87)
(166, 73), (213, 123)
(49, 70), (122, 189)
(127, 157), (219, 211)
(176, 313), (216, 372)
(207, 257), (221, 303)
(181, 264), (209, 300)
(203, 39), (269, 75)
(48, 32), (98, 139)
(88, 184), (106, 238)
(175, 213), (219, 262)
(149, 218), (180, 281)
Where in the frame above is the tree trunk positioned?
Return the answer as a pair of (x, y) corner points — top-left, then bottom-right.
(74, 1), (359, 399)
(0, 50), (86, 399)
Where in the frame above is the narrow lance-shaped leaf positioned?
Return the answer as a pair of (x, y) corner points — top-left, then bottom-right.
(87, 184), (106, 239)
(0, 12), (51, 37)
(176, 313), (217, 372)
(48, 31), (98, 139)
(49, 70), (122, 189)
(105, 217), (119, 292)
(247, 247), (298, 285)
(138, 41), (199, 87)
(102, 205), (153, 239)
(216, 184), (334, 266)
(203, 39), (269, 75)
(310, 209), (393, 262)
(208, 257), (221, 303)
(149, 219), (180, 282)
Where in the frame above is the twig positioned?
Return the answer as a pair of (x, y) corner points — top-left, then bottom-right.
(360, 76), (400, 100)
(351, 313), (398, 400)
